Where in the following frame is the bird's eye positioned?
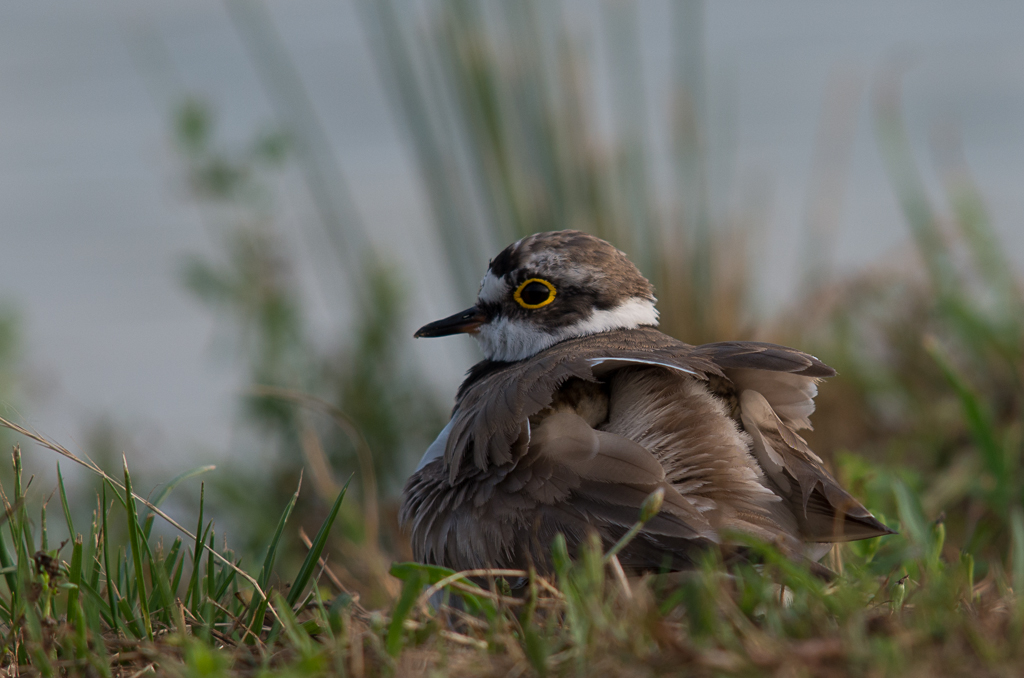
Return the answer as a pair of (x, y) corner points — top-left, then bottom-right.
(513, 278), (556, 309)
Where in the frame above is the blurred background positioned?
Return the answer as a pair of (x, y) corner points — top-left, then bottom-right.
(0, 0), (1022, 603)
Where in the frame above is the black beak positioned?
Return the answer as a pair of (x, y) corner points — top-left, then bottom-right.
(414, 306), (486, 338)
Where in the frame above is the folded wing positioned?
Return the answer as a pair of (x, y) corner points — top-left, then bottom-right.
(528, 409), (716, 569)
(404, 410), (716, 571)
(698, 341), (893, 542)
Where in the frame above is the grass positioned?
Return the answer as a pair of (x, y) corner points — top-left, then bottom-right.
(0, 417), (360, 676)
(1, 413), (1024, 676)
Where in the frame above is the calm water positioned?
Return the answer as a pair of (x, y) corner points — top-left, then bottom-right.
(0, 0), (1021, 470)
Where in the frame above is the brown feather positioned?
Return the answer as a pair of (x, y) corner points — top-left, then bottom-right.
(445, 326), (721, 480)
(401, 327), (891, 576)
(737, 390), (893, 542)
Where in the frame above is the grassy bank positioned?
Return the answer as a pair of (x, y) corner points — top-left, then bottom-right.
(1, 414), (1023, 676)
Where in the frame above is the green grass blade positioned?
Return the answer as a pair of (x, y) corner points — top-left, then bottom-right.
(272, 591), (314, 655)
(117, 546), (129, 602)
(170, 543), (187, 597)
(10, 447), (32, 573)
(285, 477), (350, 608)
(924, 336), (1006, 507)
(123, 458), (153, 640)
(206, 530), (216, 608)
(386, 567), (423, 657)
(23, 605), (54, 676)
(243, 473), (303, 643)
(185, 521), (213, 612)
(118, 597), (144, 639)
(101, 485), (123, 635)
(260, 474), (301, 591)
(156, 536), (185, 619)
(207, 529), (214, 593)
(149, 465), (217, 510)
(190, 529), (218, 638)
(147, 548), (175, 627)
(40, 494), (48, 552)
(84, 509), (99, 588)
(165, 537), (183, 578)
(213, 558), (238, 602)
(143, 464), (217, 542)
(78, 578), (115, 629)
(241, 475), (301, 639)
(893, 480), (928, 548)
(57, 463), (75, 542)
(67, 536), (83, 625)
(246, 597), (270, 644)
(0, 523), (15, 602)
(19, 514), (33, 568)
(102, 477), (127, 509)
(187, 483), (206, 611)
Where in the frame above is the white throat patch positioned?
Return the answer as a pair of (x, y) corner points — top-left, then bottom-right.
(475, 297), (659, 362)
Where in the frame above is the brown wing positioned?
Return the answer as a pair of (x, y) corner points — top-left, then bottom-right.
(445, 352), (596, 479)
(698, 341), (893, 542)
(402, 412), (716, 572)
(528, 409), (717, 569)
(445, 327), (719, 481)
(696, 341), (836, 378)
(598, 366), (799, 543)
(406, 330), (890, 575)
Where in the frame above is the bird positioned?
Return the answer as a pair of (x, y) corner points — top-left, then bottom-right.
(401, 230), (892, 577)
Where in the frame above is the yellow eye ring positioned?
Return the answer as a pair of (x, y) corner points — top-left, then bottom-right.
(513, 278), (557, 309)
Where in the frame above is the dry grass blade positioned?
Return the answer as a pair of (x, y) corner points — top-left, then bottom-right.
(250, 385), (379, 549)
(297, 527), (368, 619)
(446, 582), (552, 608)
(415, 568), (529, 612)
(127, 663), (156, 678)
(0, 415), (274, 612)
(438, 630), (487, 649)
(608, 553), (633, 600)
(209, 597), (266, 650)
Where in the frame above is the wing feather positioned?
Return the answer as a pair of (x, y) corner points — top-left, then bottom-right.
(446, 326), (718, 480)
(403, 329), (892, 575)
(529, 409), (714, 541)
(698, 341), (892, 542)
(739, 390), (892, 541)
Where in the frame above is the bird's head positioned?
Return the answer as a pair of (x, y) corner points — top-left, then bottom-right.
(415, 230), (659, 362)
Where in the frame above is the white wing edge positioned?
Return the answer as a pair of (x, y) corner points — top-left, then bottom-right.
(416, 417), (456, 471)
(587, 356), (698, 376)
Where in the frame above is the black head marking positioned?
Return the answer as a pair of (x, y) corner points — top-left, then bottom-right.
(487, 242), (521, 279)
